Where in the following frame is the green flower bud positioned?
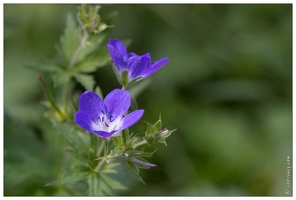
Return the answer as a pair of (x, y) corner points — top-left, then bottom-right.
(144, 115), (175, 146)
(78, 4), (108, 35)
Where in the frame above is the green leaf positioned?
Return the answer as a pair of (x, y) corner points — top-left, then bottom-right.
(104, 10), (118, 27)
(87, 172), (127, 196)
(94, 86), (104, 100)
(50, 69), (72, 87)
(59, 14), (82, 63)
(4, 114), (54, 195)
(46, 172), (89, 186)
(24, 63), (61, 73)
(87, 173), (100, 196)
(77, 34), (106, 62)
(126, 159), (145, 184)
(100, 173), (128, 191)
(101, 162), (120, 174)
(74, 47), (110, 73)
(56, 123), (90, 161)
(74, 73), (95, 91)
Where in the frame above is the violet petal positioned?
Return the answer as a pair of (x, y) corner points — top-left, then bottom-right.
(93, 130), (118, 139)
(78, 91), (103, 116)
(103, 89), (130, 119)
(108, 39), (128, 72)
(120, 109), (144, 131)
(142, 57), (169, 78)
(74, 110), (97, 133)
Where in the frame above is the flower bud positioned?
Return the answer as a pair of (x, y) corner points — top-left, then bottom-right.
(144, 115), (174, 146)
(131, 158), (156, 169)
(78, 4), (108, 34)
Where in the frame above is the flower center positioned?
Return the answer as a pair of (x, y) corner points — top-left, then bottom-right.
(91, 110), (122, 133)
(98, 110), (114, 127)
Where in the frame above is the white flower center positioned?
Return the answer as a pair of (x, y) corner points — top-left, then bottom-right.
(91, 110), (123, 133)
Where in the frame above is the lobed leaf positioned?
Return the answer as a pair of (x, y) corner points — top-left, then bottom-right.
(46, 172), (89, 186)
(74, 47), (111, 73)
(126, 159), (145, 184)
(59, 14), (82, 63)
(87, 171), (127, 196)
(74, 73), (95, 91)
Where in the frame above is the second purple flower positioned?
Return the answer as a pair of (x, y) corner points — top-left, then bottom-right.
(108, 39), (169, 86)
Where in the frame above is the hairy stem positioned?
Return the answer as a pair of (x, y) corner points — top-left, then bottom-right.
(94, 140), (109, 172)
(95, 159), (106, 172)
(68, 31), (89, 70)
(38, 75), (61, 113)
(97, 139), (105, 157)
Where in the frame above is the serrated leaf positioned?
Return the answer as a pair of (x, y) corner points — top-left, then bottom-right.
(46, 172), (89, 186)
(74, 73), (95, 91)
(56, 123), (89, 159)
(60, 14), (82, 62)
(74, 47), (110, 73)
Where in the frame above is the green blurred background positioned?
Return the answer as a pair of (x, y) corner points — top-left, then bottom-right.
(4, 4), (292, 196)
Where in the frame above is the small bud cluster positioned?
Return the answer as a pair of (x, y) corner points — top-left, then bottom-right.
(145, 115), (175, 146)
(78, 4), (108, 34)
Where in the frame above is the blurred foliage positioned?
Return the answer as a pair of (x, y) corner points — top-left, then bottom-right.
(4, 4), (292, 196)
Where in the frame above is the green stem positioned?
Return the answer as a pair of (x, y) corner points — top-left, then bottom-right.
(104, 140), (109, 157)
(132, 139), (147, 149)
(68, 31), (89, 70)
(38, 75), (61, 113)
(68, 92), (79, 111)
(122, 129), (129, 148)
(96, 139), (105, 157)
(94, 139), (108, 172)
(95, 159), (106, 172)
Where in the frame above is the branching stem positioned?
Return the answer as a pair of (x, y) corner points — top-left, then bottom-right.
(68, 31), (89, 70)
(132, 139), (147, 149)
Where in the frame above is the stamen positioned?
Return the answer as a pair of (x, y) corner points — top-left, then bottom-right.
(108, 112), (114, 122)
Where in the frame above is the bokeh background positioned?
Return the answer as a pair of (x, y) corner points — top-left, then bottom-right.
(4, 4), (292, 196)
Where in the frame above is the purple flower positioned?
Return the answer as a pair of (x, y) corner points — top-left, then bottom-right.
(108, 39), (169, 86)
(74, 89), (144, 139)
